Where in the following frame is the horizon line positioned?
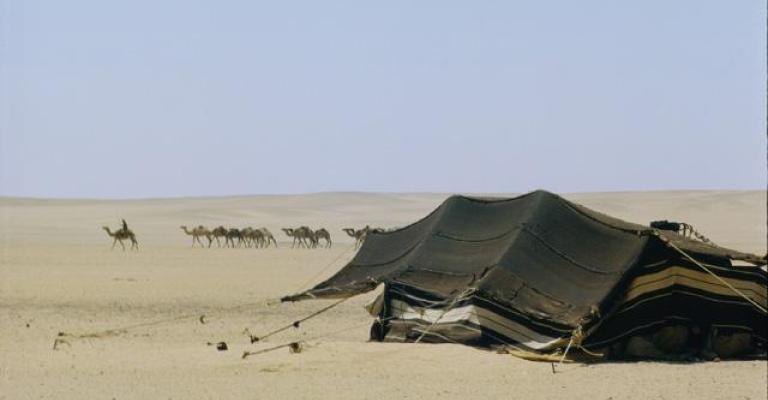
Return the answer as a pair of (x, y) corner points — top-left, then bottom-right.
(0, 188), (765, 202)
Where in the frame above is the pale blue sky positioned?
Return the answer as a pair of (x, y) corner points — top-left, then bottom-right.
(1, 1), (765, 198)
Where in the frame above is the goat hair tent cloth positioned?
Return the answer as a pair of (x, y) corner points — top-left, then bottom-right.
(282, 190), (767, 354)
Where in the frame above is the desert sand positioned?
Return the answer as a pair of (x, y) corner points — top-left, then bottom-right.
(0, 191), (765, 399)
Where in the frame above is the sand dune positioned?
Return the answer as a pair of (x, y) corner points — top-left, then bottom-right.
(0, 191), (765, 399)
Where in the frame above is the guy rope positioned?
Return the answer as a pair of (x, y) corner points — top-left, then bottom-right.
(247, 297), (351, 343)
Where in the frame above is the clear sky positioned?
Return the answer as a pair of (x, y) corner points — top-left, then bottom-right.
(1, 1), (765, 198)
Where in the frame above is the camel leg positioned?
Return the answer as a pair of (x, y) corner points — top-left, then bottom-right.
(111, 238), (118, 250)
(132, 238), (139, 251)
(119, 239), (126, 251)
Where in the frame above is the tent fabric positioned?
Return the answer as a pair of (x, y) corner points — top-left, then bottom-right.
(282, 190), (767, 353)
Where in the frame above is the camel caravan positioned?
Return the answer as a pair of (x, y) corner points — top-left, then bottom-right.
(180, 225), (387, 249)
(103, 219), (390, 251)
(180, 226), (279, 248)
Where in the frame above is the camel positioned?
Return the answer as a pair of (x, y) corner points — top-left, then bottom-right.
(210, 226), (228, 247)
(282, 227), (313, 248)
(282, 228), (299, 248)
(225, 228), (243, 248)
(180, 225), (212, 247)
(102, 226), (139, 251)
(298, 226), (318, 248)
(252, 228), (267, 248)
(341, 225), (388, 248)
(259, 228), (278, 248)
(240, 227), (254, 247)
(312, 228), (332, 248)
(241, 227), (266, 248)
(343, 226), (369, 249)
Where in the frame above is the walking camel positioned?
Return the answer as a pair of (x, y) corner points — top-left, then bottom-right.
(241, 227), (265, 248)
(210, 226), (228, 247)
(180, 225), (212, 247)
(282, 227), (313, 248)
(225, 228), (243, 248)
(342, 226), (389, 248)
(342, 226), (369, 249)
(312, 228), (332, 248)
(102, 225), (139, 251)
(260, 228), (278, 248)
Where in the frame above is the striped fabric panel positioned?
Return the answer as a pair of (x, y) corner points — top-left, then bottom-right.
(388, 298), (566, 350)
(622, 265), (767, 308)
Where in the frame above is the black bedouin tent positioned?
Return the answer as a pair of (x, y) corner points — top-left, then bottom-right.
(283, 190), (767, 359)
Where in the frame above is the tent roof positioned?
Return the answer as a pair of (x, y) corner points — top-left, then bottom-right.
(283, 190), (764, 326)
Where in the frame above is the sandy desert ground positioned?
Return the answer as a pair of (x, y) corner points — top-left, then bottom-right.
(0, 191), (766, 399)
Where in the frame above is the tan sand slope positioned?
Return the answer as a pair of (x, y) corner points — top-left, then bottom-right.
(0, 191), (765, 399)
